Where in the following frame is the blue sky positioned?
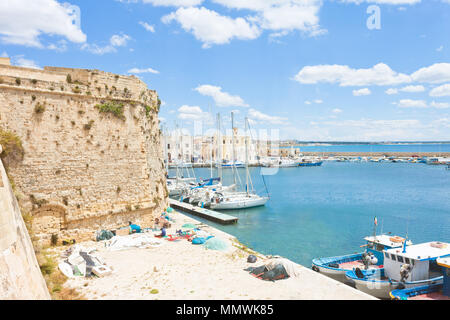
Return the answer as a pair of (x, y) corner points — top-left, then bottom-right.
(1, 0), (449, 141)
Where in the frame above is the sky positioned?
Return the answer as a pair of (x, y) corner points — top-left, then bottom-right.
(0, 0), (449, 141)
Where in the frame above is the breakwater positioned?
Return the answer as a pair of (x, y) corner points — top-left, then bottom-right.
(301, 152), (450, 157)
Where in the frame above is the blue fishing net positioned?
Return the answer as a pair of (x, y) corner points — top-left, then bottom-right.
(203, 237), (229, 251)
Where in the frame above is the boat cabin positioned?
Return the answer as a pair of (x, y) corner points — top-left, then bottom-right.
(437, 257), (450, 297)
(383, 242), (450, 282)
(364, 235), (412, 264)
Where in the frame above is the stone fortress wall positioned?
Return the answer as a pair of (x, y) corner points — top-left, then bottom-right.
(0, 58), (168, 243)
(0, 153), (50, 299)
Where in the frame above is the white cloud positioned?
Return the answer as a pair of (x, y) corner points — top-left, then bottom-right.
(394, 99), (449, 109)
(399, 85), (425, 93)
(47, 40), (68, 52)
(141, 0), (203, 6)
(305, 99), (323, 105)
(128, 67), (160, 74)
(429, 83), (450, 97)
(294, 62), (450, 87)
(212, 0), (326, 37)
(11, 55), (40, 69)
(293, 63), (411, 86)
(109, 34), (131, 47)
(411, 63), (450, 84)
(396, 99), (428, 108)
(0, 0), (86, 48)
(430, 101), (450, 109)
(1, 51), (8, 58)
(247, 108), (288, 125)
(162, 7), (261, 48)
(195, 84), (249, 107)
(340, 0), (421, 4)
(177, 105), (212, 121)
(437, 45), (444, 52)
(385, 88), (398, 95)
(352, 88), (371, 96)
(139, 21), (155, 33)
(332, 108), (343, 113)
(81, 34), (131, 55)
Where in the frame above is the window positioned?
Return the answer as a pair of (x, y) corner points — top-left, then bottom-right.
(405, 258), (410, 264)
(391, 254), (397, 260)
(397, 256), (404, 263)
(367, 242), (374, 249)
(384, 252), (389, 259)
(376, 244), (385, 251)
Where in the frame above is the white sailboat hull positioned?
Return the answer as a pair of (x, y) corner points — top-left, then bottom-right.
(210, 196), (268, 210)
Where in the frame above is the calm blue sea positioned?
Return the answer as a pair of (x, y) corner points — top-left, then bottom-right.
(170, 162), (450, 267)
(287, 143), (450, 153)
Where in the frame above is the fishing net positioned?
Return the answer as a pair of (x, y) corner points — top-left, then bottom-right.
(265, 258), (301, 278)
(204, 237), (229, 251)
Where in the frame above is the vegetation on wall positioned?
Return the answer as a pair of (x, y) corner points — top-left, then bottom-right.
(34, 103), (46, 114)
(95, 101), (125, 120)
(0, 128), (25, 170)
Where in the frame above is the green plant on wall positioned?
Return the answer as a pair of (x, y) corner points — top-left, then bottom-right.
(34, 103), (46, 114)
(0, 128), (25, 170)
(95, 101), (125, 120)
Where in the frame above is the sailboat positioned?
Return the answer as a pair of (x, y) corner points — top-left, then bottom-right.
(166, 125), (198, 198)
(210, 113), (269, 210)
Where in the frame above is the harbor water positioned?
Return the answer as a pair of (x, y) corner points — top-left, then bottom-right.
(170, 162), (450, 267)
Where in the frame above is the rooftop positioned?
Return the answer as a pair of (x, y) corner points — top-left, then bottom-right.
(364, 234), (412, 248)
(385, 242), (450, 261)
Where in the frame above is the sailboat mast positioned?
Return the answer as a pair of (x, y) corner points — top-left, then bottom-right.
(217, 113), (222, 182)
(210, 133), (213, 179)
(231, 111), (237, 186)
(245, 117), (249, 195)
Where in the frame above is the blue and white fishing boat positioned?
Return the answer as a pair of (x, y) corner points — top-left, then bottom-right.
(298, 159), (323, 167)
(345, 241), (450, 299)
(312, 234), (411, 283)
(389, 256), (450, 300)
(219, 160), (245, 168)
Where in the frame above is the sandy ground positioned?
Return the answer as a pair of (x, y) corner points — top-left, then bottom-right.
(64, 210), (376, 300)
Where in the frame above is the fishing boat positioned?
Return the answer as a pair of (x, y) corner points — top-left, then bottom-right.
(220, 160), (245, 168)
(389, 256), (450, 300)
(298, 159), (323, 167)
(345, 241), (450, 299)
(312, 234), (411, 283)
(262, 157), (297, 168)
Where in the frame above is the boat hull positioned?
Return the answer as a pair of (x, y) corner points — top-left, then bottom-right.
(312, 264), (351, 283)
(298, 161), (323, 167)
(347, 271), (443, 299)
(210, 197), (268, 210)
(312, 253), (367, 284)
